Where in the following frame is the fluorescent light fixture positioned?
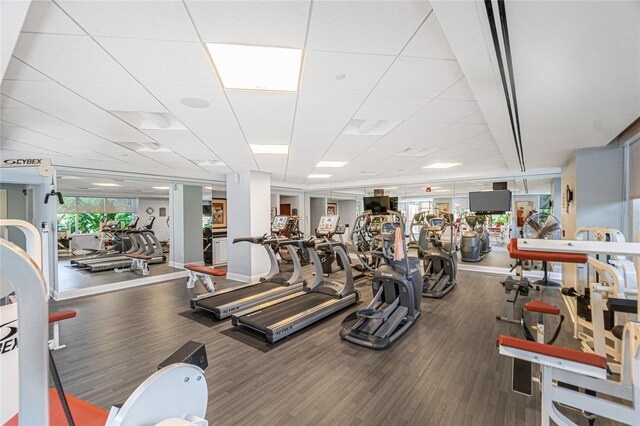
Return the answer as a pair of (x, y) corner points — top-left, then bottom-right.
(308, 174), (331, 179)
(316, 161), (348, 168)
(59, 176), (82, 180)
(423, 162), (462, 169)
(358, 171), (381, 177)
(153, 186), (170, 190)
(92, 183), (122, 187)
(204, 186), (213, 190)
(250, 144), (289, 155)
(206, 43), (303, 92)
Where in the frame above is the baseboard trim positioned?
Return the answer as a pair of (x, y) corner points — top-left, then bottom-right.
(52, 270), (188, 301)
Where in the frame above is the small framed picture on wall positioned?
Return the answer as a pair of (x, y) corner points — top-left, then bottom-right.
(327, 203), (337, 215)
(212, 198), (227, 229)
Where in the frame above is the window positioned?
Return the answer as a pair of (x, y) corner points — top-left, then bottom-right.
(57, 196), (137, 235)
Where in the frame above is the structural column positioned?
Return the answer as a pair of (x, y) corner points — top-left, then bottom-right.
(226, 171), (271, 282)
(170, 184), (203, 268)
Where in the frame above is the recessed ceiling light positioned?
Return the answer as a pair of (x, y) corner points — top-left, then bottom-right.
(250, 144), (289, 155)
(92, 183), (122, 187)
(59, 176), (82, 180)
(358, 171), (381, 176)
(434, 189), (448, 192)
(316, 161), (348, 168)
(308, 174), (331, 179)
(423, 162), (462, 169)
(180, 97), (210, 108)
(335, 74), (346, 80)
(153, 186), (170, 190)
(204, 186), (213, 190)
(206, 43), (303, 92)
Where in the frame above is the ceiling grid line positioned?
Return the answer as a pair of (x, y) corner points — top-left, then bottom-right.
(180, 0), (261, 172)
(302, 9), (435, 185)
(47, 0), (226, 174)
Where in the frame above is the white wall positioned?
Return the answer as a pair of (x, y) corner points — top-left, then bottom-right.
(328, 199), (357, 230)
(309, 197), (327, 235)
(137, 197), (170, 241)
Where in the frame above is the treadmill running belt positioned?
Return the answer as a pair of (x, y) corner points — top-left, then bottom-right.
(239, 292), (334, 330)
(195, 282), (284, 308)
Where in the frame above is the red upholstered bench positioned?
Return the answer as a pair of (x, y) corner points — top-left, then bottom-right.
(185, 264), (226, 292)
(185, 264), (226, 276)
(525, 300), (560, 315)
(49, 309), (77, 350)
(498, 335), (608, 369)
(6, 388), (109, 426)
(125, 252), (152, 260)
(508, 238), (587, 263)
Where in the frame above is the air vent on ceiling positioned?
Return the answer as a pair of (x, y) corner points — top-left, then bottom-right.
(114, 142), (171, 153)
(394, 147), (438, 157)
(357, 171), (381, 177)
(343, 119), (401, 136)
(111, 111), (187, 131)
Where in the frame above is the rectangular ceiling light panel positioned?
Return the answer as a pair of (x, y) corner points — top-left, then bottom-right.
(316, 161), (348, 168)
(207, 43), (303, 92)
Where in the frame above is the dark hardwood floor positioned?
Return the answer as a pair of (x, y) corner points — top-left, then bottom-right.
(49, 270), (615, 425)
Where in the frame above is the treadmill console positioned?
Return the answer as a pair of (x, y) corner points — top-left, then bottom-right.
(317, 215), (340, 236)
(271, 215), (289, 233)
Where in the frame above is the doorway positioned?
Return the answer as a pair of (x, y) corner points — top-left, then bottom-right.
(280, 203), (291, 216)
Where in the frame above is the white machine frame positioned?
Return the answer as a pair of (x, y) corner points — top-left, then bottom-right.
(0, 221), (209, 425)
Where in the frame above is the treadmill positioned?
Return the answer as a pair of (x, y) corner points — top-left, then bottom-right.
(231, 215), (359, 343)
(189, 215), (306, 319)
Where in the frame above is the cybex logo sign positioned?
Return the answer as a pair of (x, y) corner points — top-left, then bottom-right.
(274, 326), (293, 336)
(0, 320), (18, 355)
(2, 159), (42, 165)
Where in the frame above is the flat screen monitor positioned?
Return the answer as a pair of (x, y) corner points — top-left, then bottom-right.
(389, 197), (398, 212)
(468, 190), (512, 214)
(364, 196), (390, 214)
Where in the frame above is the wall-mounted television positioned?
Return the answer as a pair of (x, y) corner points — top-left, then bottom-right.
(389, 197), (398, 212)
(469, 190), (512, 214)
(364, 196), (390, 214)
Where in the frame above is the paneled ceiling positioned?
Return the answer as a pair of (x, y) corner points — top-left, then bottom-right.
(1, 1), (637, 189)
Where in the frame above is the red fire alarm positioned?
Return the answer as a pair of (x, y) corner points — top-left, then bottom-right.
(425, 186), (431, 193)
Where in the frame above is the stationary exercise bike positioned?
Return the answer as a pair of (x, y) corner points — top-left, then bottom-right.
(340, 210), (422, 349)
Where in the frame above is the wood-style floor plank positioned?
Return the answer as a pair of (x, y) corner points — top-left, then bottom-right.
(50, 270), (618, 425)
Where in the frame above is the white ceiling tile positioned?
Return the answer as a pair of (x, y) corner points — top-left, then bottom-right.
(226, 91), (296, 143)
(293, 93), (366, 135)
(1, 125), (61, 147)
(196, 131), (257, 171)
(1, 95), (29, 109)
(355, 95), (431, 121)
(64, 82), (167, 113)
(13, 33), (135, 84)
(255, 156), (288, 175)
(377, 121), (450, 148)
(301, 51), (394, 95)
(147, 86), (240, 135)
(401, 13), (456, 59)
(431, 123), (489, 139)
(307, 1), (431, 55)
(1, 80), (153, 143)
(142, 129), (216, 159)
(408, 99), (479, 123)
(438, 78), (475, 100)
(373, 57), (463, 98)
(186, 1), (311, 48)
(460, 111), (487, 125)
(97, 38), (220, 88)
(322, 135), (381, 161)
(3, 59), (50, 81)
(1, 137), (67, 156)
(21, 0), (85, 35)
(57, 1), (198, 41)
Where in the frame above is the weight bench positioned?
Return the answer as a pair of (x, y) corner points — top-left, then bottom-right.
(115, 252), (152, 276)
(48, 309), (76, 351)
(498, 238), (587, 324)
(499, 325), (640, 425)
(185, 264), (226, 293)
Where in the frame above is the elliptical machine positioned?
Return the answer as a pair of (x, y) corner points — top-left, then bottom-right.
(409, 208), (457, 298)
(340, 211), (422, 349)
(475, 214), (491, 254)
(460, 215), (484, 262)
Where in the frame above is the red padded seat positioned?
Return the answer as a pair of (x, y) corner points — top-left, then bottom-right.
(125, 253), (152, 260)
(49, 309), (77, 323)
(508, 238), (588, 263)
(185, 264), (226, 276)
(525, 300), (560, 315)
(6, 388), (109, 426)
(498, 335), (608, 369)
